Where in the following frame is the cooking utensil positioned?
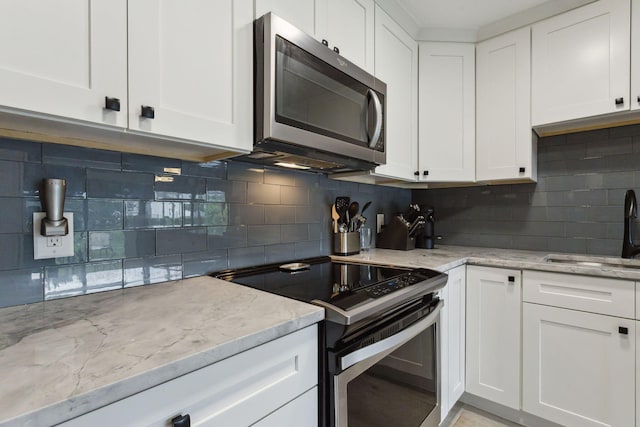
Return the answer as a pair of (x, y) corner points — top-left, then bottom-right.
(335, 197), (350, 226)
(348, 201), (359, 231)
(331, 204), (340, 233)
(361, 201), (372, 216)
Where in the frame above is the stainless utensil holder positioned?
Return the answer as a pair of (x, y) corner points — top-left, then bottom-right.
(333, 232), (360, 255)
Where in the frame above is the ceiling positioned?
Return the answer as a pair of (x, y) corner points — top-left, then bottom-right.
(395, 0), (552, 30)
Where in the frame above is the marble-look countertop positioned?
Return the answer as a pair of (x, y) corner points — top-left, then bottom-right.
(0, 276), (324, 427)
(332, 244), (640, 282)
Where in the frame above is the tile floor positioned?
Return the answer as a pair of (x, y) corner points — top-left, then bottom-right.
(445, 405), (522, 427)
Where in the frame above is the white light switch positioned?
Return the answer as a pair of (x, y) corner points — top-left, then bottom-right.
(33, 212), (74, 259)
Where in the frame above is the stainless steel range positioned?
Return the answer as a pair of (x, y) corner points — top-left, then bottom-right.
(213, 257), (447, 427)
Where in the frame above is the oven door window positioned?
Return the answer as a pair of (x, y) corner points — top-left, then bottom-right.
(275, 36), (382, 147)
(338, 323), (438, 427)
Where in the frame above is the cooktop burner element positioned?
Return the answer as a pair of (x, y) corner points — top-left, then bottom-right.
(212, 257), (447, 325)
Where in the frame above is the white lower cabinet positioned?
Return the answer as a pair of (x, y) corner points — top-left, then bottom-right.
(522, 303), (635, 426)
(465, 266), (521, 410)
(60, 325), (318, 427)
(440, 265), (466, 421)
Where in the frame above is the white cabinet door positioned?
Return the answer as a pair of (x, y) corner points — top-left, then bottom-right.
(440, 265), (466, 421)
(466, 266), (521, 410)
(0, 0), (127, 127)
(418, 42), (475, 183)
(531, 0), (631, 125)
(128, 0), (253, 152)
(255, 0), (320, 37)
(316, 0), (375, 73)
(372, 5), (418, 182)
(523, 303), (635, 427)
(476, 27), (535, 182)
(632, 0), (640, 111)
(61, 325), (318, 427)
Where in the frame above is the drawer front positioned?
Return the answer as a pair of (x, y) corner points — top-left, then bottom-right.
(523, 270), (634, 318)
(252, 386), (317, 427)
(636, 283), (639, 320)
(60, 325), (318, 427)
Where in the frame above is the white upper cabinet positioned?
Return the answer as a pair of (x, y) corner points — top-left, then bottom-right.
(531, 0), (631, 126)
(128, 0), (253, 152)
(476, 27), (535, 182)
(632, 0), (640, 111)
(418, 42), (475, 182)
(255, 0), (320, 37)
(0, 0), (128, 128)
(372, 5), (418, 181)
(316, 0), (375, 73)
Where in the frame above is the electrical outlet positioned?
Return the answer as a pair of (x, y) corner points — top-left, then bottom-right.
(33, 212), (74, 259)
(376, 213), (384, 234)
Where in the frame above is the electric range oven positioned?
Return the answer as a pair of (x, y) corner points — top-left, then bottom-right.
(212, 257), (447, 427)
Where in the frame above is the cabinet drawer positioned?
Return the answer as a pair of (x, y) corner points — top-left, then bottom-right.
(523, 271), (634, 318)
(61, 325), (318, 427)
(636, 283), (639, 320)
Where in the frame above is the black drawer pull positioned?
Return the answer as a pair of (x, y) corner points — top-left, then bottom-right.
(322, 39), (328, 47)
(141, 105), (155, 119)
(333, 46), (340, 54)
(619, 326), (629, 335)
(508, 275), (515, 283)
(104, 96), (120, 112)
(615, 97), (624, 106)
(172, 414), (190, 427)
(414, 171), (420, 176)
(423, 170), (429, 176)
(519, 167), (525, 173)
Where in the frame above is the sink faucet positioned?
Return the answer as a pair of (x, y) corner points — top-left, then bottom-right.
(622, 189), (640, 258)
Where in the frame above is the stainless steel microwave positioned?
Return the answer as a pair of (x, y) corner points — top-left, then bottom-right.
(247, 13), (386, 173)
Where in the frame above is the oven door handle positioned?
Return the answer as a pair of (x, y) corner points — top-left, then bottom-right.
(340, 300), (443, 371)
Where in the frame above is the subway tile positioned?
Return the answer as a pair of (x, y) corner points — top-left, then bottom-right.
(21, 163), (87, 198)
(281, 224), (308, 243)
(609, 124), (640, 138)
(247, 225), (281, 246)
(124, 255), (182, 287)
(0, 268), (43, 307)
(43, 145), (121, 170)
(586, 239), (620, 256)
(247, 182), (281, 205)
(265, 205), (296, 224)
(511, 236), (549, 252)
(294, 171), (320, 188)
(264, 168), (296, 186)
(296, 206), (322, 223)
(294, 240), (321, 258)
(0, 137), (41, 162)
(228, 246), (265, 269)
(124, 201), (182, 229)
(308, 223), (324, 240)
(281, 186), (309, 205)
(44, 260), (122, 300)
(181, 160), (227, 179)
(586, 136), (632, 158)
(229, 204), (264, 225)
(155, 175), (206, 201)
(88, 230), (155, 261)
(0, 160), (24, 197)
(606, 223), (624, 240)
(87, 169), (153, 199)
(156, 227), (207, 255)
(601, 172), (634, 189)
(566, 128), (608, 145)
(227, 161), (264, 182)
(0, 198), (24, 233)
(122, 153), (181, 175)
(182, 250), (228, 277)
(184, 202), (228, 227)
(88, 200), (124, 230)
(207, 225), (247, 249)
(207, 179), (246, 203)
(547, 237), (587, 254)
(566, 222), (607, 239)
(265, 244), (296, 264)
(566, 189), (607, 206)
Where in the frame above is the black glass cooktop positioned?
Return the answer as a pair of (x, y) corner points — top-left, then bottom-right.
(212, 257), (443, 311)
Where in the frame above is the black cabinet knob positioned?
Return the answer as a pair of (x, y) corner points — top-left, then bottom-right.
(414, 171), (420, 176)
(637, 95), (640, 104)
(322, 39), (328, 47)
(615, 97), (624, 106)
(423, 170), (429, 176)
(333, 46), (340, 54)
(172, 414), (190, 427)
(508, 275), (515, 283)
(141, 105), (155, 119)
(519, 167), (525, 173)
(619, 326), (629, 335)
(104, 97), (120, 112)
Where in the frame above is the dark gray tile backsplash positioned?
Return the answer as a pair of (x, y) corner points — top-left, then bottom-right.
(413, 124), (640, 257)
(0, 138), (409, 307)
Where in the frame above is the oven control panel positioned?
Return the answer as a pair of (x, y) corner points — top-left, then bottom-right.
(363, 273), (421, 298)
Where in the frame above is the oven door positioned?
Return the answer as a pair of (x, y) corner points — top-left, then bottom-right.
(333, 300), (442, 427)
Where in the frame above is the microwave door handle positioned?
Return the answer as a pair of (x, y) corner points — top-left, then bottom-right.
(367, 89), (382, 148)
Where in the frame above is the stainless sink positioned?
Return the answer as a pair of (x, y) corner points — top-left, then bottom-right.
(544, 253), (640, 270)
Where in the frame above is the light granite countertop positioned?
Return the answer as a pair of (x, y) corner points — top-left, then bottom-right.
(332, 244), (640, 281)
(0, 276), (324, 427)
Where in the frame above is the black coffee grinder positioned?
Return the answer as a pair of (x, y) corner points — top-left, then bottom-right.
(415, 206), (436, 249)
